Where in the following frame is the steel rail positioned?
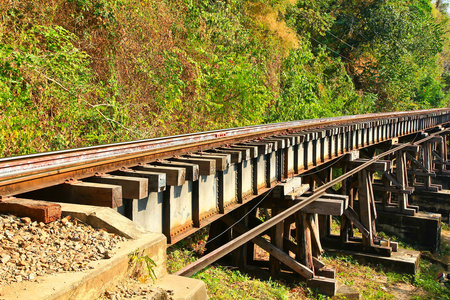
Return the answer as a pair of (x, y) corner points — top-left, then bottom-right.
(0, 108), (449, 196)
(174, 129), (448, 277)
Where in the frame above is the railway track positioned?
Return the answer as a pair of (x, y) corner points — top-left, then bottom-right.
(1, 107), (450, 297)
(0, 107), (449, 245)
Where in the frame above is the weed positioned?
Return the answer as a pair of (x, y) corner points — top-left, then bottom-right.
(128, 248), (157, 283)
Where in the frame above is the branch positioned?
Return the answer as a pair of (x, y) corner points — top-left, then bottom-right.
(30, 67), (139, 138)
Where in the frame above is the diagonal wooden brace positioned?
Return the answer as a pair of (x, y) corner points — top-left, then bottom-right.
(221, 215), (313, 279)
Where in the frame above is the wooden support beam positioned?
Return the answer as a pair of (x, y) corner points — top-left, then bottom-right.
(295, 198), (345, 216)
(225, 147), (250, 161)
(272, 177), (302, 199)
(313, 257), (326, 269)
(151, 161), (199, 181)
(432, 150), (447, 164)
(396, 150), (413, 214)
(321, 194), (349, 209)
(307, 214), (323, 257)
(207, 149), (242, 164)
(315, 268), (336, 279)
(295, 212), (313, 270)
(170, 157), (216, 176)
(265, 138), (287, 149)
(115, 169), (166, 193)
(307, 277), (337, 296)
(263, 140), (279, 151)
(263, 184), (310, 207)
(383, 171), (403, 189)
(276, 135), (296, 146)
(221, 215), (313, 279)
(343, 207), (370, 238)
(68, 181), (123, 208)
(241, 142), (271, 155)
(406, 152), (429, 172)
(230, 145), (258, 158)
(0, 198), (61, 223)
(84, 175), (148, 199)
(189, 153), (230, 171)
(19, 181), (123, 208)
(283, 134), (302, 145)
(358, 170), (374, 246)
(270, 207), (283, 276)
(135, 165), (185, 186)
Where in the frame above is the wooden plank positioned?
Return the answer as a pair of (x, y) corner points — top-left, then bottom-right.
(242, 142), (271, 154)
(315, 268), (335, 279)
(207, 149), (242, 164)
(295, 212), (313, 269)
(313, 257), (325, 269)
(135, 165), (185, 186)
(293, 198), (344, 216)
(222, 215), (313, 279)
(230, 145), (258, 158)
(276, 135), (296, 145)
(115, 169), (166, 193)
(263, 140), (280, 151)
(84, 175), (148, 199)
(270, 208), (282, 276)
(69, 181), (123, 208)
(170, 157), (216, 176)
(188, 153), (229, 171)
(151, 161), (199, 181)
(383, 171), (403, 189)
(272, 177), (302, 199)
(225, 147), (250, 161)
(0, 198), (61, 223)
(307, 277), (337, 296)
(406, 152), (429, 172)
(343, 207), (370, 238)
(265, 138), (286, 149)
(307, 214), (323, 256)
(283, 133), (302, 145)
(321, 193), (349, 209)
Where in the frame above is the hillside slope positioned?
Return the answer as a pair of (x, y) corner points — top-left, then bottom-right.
(0, 0), (448, 156)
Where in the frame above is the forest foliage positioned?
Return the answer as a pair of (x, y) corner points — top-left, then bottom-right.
(0, 0), (449, 156)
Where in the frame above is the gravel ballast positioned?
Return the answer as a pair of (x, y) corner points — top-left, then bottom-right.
(0, 214), (126, 286)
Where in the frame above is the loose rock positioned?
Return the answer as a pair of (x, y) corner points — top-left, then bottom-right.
(0, 213), (127, 286)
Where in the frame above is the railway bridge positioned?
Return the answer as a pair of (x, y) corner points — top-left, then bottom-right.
(1, 108), (450, 298)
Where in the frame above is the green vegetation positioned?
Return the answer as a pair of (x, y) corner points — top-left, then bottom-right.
(414, 260), (450, 299)
(1, 0), (449, 156)
(194, 267), (292, 300)
(128, 248), (157, 283)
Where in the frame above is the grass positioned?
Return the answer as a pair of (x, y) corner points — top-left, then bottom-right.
(193, 266), (292, 300)
(166, 225), (450, 299)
